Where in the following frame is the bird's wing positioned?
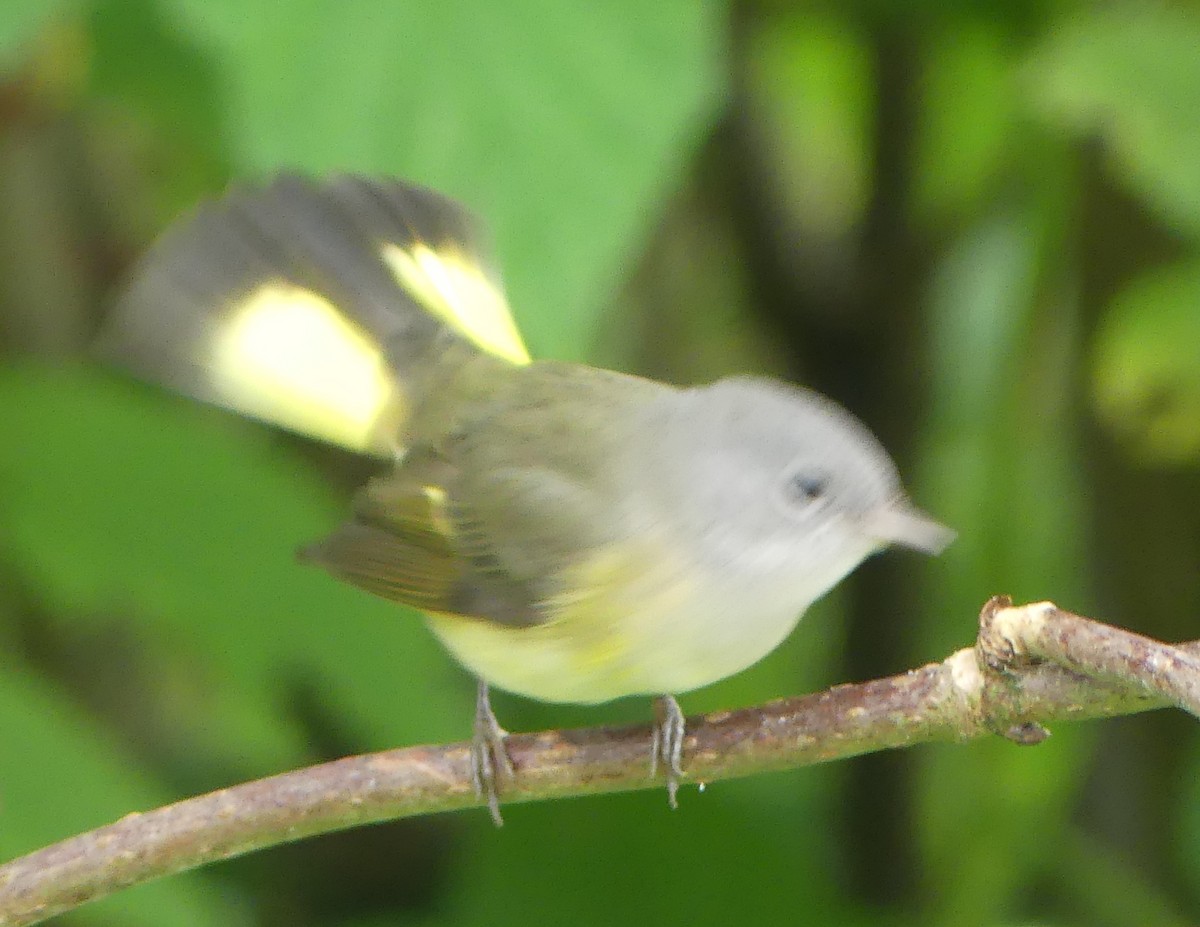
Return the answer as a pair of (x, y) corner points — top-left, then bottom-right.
(301, 459), (605, 628)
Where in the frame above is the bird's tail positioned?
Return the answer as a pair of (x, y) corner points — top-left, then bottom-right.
(95, 174), (530, 457)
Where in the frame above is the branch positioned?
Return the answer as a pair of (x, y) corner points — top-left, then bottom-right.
(2, 597), (1198, 926)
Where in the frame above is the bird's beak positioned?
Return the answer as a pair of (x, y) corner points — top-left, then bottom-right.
(866, 502), (956, 555)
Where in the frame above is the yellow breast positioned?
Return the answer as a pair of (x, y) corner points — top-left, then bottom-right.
(423, 539), (810, 704)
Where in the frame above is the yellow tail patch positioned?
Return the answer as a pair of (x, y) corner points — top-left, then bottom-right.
(382, 242), (530, 366)
(210, 282), (406, 454)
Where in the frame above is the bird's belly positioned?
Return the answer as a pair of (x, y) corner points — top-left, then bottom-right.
(424, 569), (810, 705)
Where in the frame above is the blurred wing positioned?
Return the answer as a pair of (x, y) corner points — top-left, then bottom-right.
(300, 520), (461, 614)
(301, 465), (603, 628)
(97, 174), (530, 456)
(302, 472), (541, 627)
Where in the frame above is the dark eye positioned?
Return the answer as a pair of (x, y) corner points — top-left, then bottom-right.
(786, 470), (829, 505)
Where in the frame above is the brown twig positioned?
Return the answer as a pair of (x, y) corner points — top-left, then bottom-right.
(0, 597), (1197, 926)
(978, 596), (1200, 718)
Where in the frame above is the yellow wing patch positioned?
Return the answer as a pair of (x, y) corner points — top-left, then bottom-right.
(381, 242), (531, 365)
(420, 484), (456, 537)
(209, 282), (405, 453)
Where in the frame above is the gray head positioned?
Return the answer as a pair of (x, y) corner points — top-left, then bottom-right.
(632, 377), (952, 600)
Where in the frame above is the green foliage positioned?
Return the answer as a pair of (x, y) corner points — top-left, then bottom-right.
(1026, 5), (1200, 238)
(1092, 261), (1200, 465)
(158, 0), (724, 359)
(0, 666), (246, 926)
(0, 366), (467, 762)
(912, 20), (1018, 224)
(2, 1), (1200, 926)
(0, 0), (63, 67)
(746, 10), (873, 241)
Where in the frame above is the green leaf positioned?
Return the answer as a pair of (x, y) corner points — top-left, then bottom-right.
(1091, 260), (1200, 466)
(0, 0), (63, 68)
(154, 0), (725, 360)
(0, 364), (471, 773)
(83, 0), (231, 225)
(913, 20), (1019, 224)
(1025, 6), (1200, 237)
(744, 9), (872, 242)
(443, 773), (856, 927)
(0, 664), (245, 927)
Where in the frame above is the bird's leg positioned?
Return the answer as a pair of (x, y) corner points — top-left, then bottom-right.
(471, 679), (514, 826)
(650, 693), (686, 809)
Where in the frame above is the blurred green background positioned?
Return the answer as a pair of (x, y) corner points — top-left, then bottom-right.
(1, 1), (1199, 925)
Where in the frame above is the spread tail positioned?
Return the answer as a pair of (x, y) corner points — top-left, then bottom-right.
(96, 174), (530, 456)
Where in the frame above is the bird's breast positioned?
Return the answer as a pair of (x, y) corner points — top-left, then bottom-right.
(424, 535), (816, 704)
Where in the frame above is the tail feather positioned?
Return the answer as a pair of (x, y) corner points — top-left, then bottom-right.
(96, 174), (529, 456)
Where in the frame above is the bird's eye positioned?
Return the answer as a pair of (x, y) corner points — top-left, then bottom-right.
(785, 470), (829, 505)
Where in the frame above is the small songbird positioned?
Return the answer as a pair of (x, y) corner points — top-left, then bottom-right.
(97, 175), (953, 823)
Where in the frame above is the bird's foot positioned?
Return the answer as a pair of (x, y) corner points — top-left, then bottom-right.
(471, 680), (514, 826)
(650, 694), (686, 809)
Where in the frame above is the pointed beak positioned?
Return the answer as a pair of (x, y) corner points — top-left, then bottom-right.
(866, 502), (956, 555)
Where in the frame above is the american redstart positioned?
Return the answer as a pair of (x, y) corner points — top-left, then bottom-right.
(97, 175), (953, 823)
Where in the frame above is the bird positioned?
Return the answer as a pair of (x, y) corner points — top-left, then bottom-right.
(96, 174), (954, 824)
